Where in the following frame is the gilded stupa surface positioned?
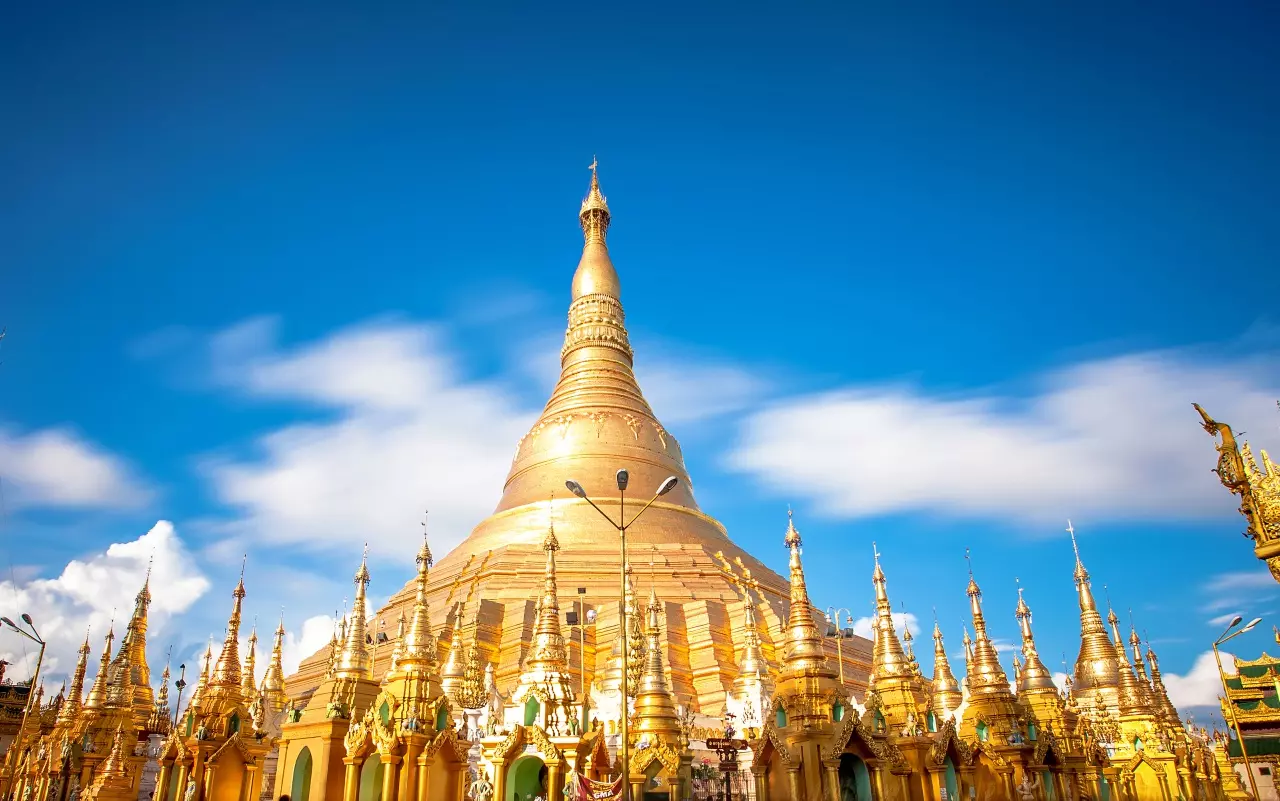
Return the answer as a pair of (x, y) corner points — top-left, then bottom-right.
(285, 166), (872, 713)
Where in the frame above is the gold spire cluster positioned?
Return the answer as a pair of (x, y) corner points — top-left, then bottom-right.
(930, 617), (963, 718)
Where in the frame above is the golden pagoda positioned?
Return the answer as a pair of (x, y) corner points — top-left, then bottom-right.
(1194, 402), (1280, 583)
(864, 547), (931, 733)
(284, 164), (870, 715)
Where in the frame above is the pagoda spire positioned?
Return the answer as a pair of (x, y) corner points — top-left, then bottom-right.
(963, 551), (1011, 697)
(58, 628), (93, 724)
(512, 501), (575, 706)
(780, 510), (836, 680)
(187, 639), (213, 714)
(523, 502), (569, 675)
(211, 557), (247, 693)
(440, 600), (468, 703)
(109, 569), (155, 723)
(931, 617), (963, 716)
(1015, 583), (1057, 693)
(152, 657), (172, 730)
(334, 545), (374, 680)
(397, 515), (439, 675)
(573, 157), (618, 299)
(1128, 613), (1155, 695)
(731, 588), (773, 699)
(1067, 521), (1121, 710)
(84, 624), (115, 710)
(632, 588), (681, 742)
(1107, 602), (1154, 717)
(870, 544), (911, 681)
(261, 612), (288, 707)
(1144, 641), (1183, 730)
(242, 622), (259, 702)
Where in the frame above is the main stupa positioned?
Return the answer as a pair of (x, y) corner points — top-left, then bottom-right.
(286, 166), (871, 714)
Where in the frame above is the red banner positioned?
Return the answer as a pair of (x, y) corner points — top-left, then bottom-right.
(570, 774), (624, 801)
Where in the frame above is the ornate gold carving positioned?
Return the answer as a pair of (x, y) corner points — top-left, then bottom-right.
(622, 414), (642, 440)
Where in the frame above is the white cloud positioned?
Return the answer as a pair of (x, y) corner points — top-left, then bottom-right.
(728, 349), (1279, 525)
(636, 356), (767, 426)
(0, 426), (151, 511)
(851, 612), (920, 639)
(0, 521), (210, 686)
(202, 318), (536, 560)
(1163, 649), (1235, 709)
(280, 615), (339, 676)
(1052, 671), (1069, 692)
(1207, 612), (1244, 628)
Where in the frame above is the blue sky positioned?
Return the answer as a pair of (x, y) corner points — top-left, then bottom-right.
(3, 2), (1279, 727)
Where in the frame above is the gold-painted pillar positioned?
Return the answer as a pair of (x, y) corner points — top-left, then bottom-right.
(414, 753), (432, 801)
(240, 766), (259, 801)
(787, 766), (803, 801)
(201, 759), (216, 801)
(155, 761), (173, 801)
(341, 759), (359, 801)
(822, 760), (840, 801)
(313, 740), (333, 801)
(273, 740), (291, 800)
(398, 739), (423, 801)
(546, 762), (562, 801)
(379, 756), (400, 801)
(488, 759), (504, 801)
(752, 768), (769, 801)
(869, 766), (886, 801)
(173, 760), (190, 801)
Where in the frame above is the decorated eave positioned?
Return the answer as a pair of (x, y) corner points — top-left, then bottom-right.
(1222, 652), (1280, 724)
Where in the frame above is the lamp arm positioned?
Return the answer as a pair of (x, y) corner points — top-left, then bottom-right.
(577, 494), (621, 530)
(621, 491), (664, 530)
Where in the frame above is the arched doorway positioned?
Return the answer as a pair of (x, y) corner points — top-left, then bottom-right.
(358, 756), (384, 801)
(838, 754), (872, 801)
(507, 755), (547, 801)
(943, 756), (959, 801)
(290, 747), (313, 801)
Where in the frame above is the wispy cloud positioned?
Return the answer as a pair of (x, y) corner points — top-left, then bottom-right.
(201, 317), (535, 561)
(1163, 650), (1235, 710)
(0, 426), (152, 511)
(727, 348), (1278, 526)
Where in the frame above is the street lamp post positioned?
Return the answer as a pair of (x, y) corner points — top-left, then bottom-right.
(566, 470), (679, 801)
(825, 607), (853, 690)
(1, 614), (46, 801)
(173, 663), (189, 727)
(1213, 614), (1262, 800)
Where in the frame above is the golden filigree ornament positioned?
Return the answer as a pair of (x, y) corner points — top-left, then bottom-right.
(1194, 403), (1280, 582)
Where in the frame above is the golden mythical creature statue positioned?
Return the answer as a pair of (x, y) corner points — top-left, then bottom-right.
(1194, 402), (1280, 582)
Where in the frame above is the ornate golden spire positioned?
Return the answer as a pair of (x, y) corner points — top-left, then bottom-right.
(632, 588), (681, 743)
(440, 600), (468, 703)
(84, 624), (115, 710)
(523, 505), (569, 674)
(396, 517), (439, 675)
(512, 503), (575, 705)
(1067, 522), (1121, 708)
(961, 623), (974, 679)
(107, 570), (155, 724)
(333, 545), (373, 680)
(261, 612), (287, 707)
(931, 618), (963, 716)
(1128, 616), (1154, 694)
(780, 510), (837, 681)
(573, 157), (617, 298)
(59, 629), (92, 724)
(151, 657), (172, 731)
(870, 544), (911, 681)
(1107, 603), (1153, 717)
(1144, 641), (1183, 730)
(963, 552), (1011, 698)
(731, 588), (773, 699)
(491, 163), (701, 526)
(242, 623), (259, 702)
(187, 639), (213, 714)
(1014, 584), (1057, 693)
(211, 558), (247, 691)
(456, 606), (487, 710)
